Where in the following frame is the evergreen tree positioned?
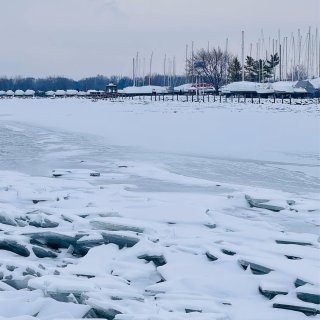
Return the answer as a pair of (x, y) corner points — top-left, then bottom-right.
(228, 57), (242, 82)
(265, 53), (280, 81)
(244, 53), (280, 82)
(245, 56), (258, 82)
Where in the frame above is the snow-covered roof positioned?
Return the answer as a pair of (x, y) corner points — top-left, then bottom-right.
(271, 81), (297, 93)
(77, 91), (89, 96)
(45, 91), (55, 96)
(123, 85), (168, 94)
(66, 89), (78, 95)
(309, 77), (320, 89)
(293, 87), (307, 93)
(174, 83), (214, 92)
(6, 90), (14, 96)
(220, 81), (274, 93)
(174, 83), (196, 92)
(25, 89), (35, 96)
(14, 90), (25, 96)
(55, 90), (66, 96)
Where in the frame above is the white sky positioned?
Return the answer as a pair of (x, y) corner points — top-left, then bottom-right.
(0, 0), (319, 79)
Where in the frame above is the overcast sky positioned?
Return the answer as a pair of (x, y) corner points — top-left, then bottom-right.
(0, 0), (319, 79)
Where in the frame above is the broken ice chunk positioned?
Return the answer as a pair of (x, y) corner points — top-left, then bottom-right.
(0, 213), (17, 226)
(52, 169), (72, 178)
(285, 255), (302, 260)
(3, 276), (33, 290)
(32, 246), (58, 258)
(86, 299), (124, 319)
(101, 232), (140, 249)
(32, 200), (47, 204)
(74, 234), (106, 256)
(221, 249), (236, 256)
(185, 308), (202, 313)
(26, 211), (59, 228)
(273, 302), (319, 316)
(0, 239), (30, 257)
(245, 194), (285, 212)
(259, 282), (288, 299)
(204, 223), (216, 229)
(138, 254), (167, 267)
(297, 285), (320, 304)
(28, 275), (96, 295)
(275, 239), (313, 246)
(238, 259), (273, 275)
(90, 218), (144, 234)
(0, 281), (16, 291)
(27, 232), (77, 249)
(295, 278), (310, 288)
(205, 251), (218, 262)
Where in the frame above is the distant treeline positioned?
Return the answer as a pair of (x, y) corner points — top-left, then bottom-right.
(0, 75), (187, 92)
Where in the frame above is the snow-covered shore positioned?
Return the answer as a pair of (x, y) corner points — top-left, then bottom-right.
(0, 98), (319, 319)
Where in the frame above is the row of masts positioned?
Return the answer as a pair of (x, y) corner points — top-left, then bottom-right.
(131, 27), (320, 86)
(243, 27), (320, 81)
(132, 52), (177, 87)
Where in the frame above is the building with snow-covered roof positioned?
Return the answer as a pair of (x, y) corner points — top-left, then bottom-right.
(174, 83), (214, 94)
(271, 80), (316, 97)
(14, 90), (25, 96)
(45, 91), (55, 97)
(106, 83), (118, 94)
(77, 91), (89, 96)
(174, 83), (195, 93)
(55, 90), (66, 96)
(66, 89), (78, 96)
(25, 89), (35, 97)
(271, 81), (296, 94)
(220, 81), (274, 97)
(309, 77), (320, 97)
(220, 80), (317, 98)
(309, 77), (320, 90)
(123, 85), (168, 95)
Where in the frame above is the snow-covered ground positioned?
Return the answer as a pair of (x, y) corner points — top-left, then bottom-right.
(0, 98), (319, 320)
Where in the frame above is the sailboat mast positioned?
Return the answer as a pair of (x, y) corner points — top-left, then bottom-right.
(279, 44), (282, 81)
(185, 44), (188, 83)
(133, 57), (135, 86)
(307, 27), (311, 78)
(149, 52), (153, 86)
(163, 54), (167, 87)
(285, 37), (288, 81)
(241, 31), (245, 81)
(136, 52), (139, 86)
(191, 41), (194, 84)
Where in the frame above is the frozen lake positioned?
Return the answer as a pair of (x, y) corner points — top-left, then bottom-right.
(0, 119), (319, 195)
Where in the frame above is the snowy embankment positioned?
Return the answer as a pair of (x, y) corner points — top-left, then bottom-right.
(0, 98), (319, 320)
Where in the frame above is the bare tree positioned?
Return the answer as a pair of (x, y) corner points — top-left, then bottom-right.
(288, 64), (308, 81)
(187, 47), (231, 93)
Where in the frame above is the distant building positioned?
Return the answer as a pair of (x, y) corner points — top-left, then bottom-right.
(106, 83), (118, 94)
(220, 80), (318, 98)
